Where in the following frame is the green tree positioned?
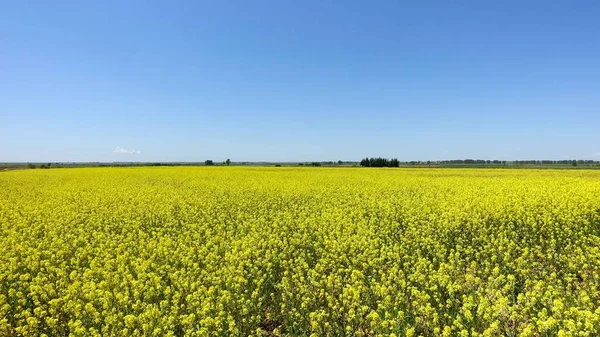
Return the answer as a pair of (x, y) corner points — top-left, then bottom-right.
(225, 159), (231, 166)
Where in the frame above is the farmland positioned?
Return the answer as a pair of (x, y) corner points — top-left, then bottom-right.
(1, 167), (599, 336)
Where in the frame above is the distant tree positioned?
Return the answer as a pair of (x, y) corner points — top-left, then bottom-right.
(275, 164), (281, 167)
(572, 160), (577, 167)
(27, 163), (35, 169)
(337, 160), (343, 165)
(225, 158), (231, 166)
(205, 160), (214, 166)
(298, 163), (304, 166)
(361, 157), (399, 168)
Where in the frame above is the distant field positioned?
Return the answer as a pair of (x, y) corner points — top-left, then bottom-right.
(1, 167), (599, 336)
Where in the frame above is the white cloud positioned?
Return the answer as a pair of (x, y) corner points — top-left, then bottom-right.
(113, 146), (141, 154)
(593, 152), (600, 157)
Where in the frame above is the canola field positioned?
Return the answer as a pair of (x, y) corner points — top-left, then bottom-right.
(1, 167), (600, 336)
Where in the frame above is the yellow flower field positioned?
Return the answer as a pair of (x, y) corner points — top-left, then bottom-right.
(1, 167), (599, 336)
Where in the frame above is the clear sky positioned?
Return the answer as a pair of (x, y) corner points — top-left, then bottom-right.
(2, 1), (599, 162)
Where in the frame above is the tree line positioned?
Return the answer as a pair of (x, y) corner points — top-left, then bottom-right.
(360, 157), (400, 167)
(437, 159), (506, 165)
(514, 160), (595, 166)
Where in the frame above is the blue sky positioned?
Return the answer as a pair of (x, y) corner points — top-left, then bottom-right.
(2, 1), (599, 162)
